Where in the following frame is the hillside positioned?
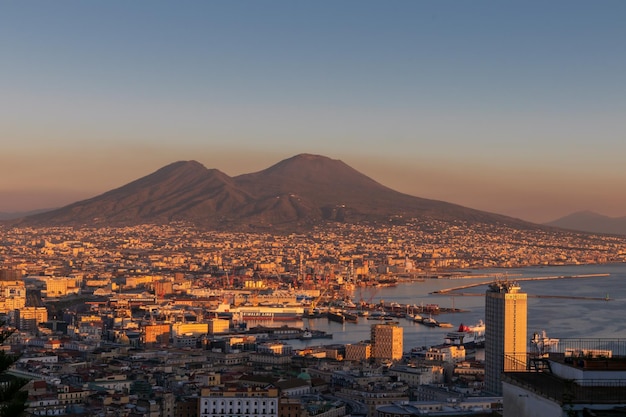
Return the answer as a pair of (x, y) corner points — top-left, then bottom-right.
(12, 154), (541, 231)
(546, 211), (626, 236)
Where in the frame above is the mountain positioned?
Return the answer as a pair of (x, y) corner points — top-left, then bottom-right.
(14, 160), (253, 228)
(0, 208), (55, 220)
(10, 154), (541, 231)
(545, 211), (626, 236)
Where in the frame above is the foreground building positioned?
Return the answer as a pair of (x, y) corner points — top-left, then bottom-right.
(503, 338), (626, 416)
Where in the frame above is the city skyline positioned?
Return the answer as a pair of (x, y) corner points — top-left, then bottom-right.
(2, 1), (626, 223)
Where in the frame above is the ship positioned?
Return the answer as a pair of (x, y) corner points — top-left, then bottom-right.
(327, 310), (346, 323)
(327, 310), (358, 324)
(444, 320), (486, 347)
(212, 303), (304, 321)
(343, 311), (359, 323)
(407, 313), (423, 323)
(422, 315), (439, 327)
(530, 330), (559, 357)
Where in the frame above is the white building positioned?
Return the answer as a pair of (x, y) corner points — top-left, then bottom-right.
(198, 387), (279, 417)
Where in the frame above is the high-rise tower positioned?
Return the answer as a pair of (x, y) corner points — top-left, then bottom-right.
(371, 322), (403, 361)
(484, 281), (527, 395)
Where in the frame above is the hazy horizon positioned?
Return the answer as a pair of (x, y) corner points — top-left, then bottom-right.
(2, 2), (625, 224)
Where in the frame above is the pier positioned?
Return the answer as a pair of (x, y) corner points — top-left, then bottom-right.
(431, 273), (611, 301)
(433, 293), (612, 301)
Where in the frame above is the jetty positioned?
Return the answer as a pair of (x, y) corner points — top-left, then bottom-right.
(432, 273), (610, 295)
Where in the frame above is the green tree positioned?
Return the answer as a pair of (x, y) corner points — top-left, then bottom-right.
(0, 326), (28, 417)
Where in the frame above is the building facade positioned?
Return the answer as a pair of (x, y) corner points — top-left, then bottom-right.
(371, 323), (403, 361)
(485, 281), (527, 395)
(198, 387), (278, 417)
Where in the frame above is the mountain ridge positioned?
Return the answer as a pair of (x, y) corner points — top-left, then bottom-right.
(545, 210), (626, 236)
(9, 154), (546, 231)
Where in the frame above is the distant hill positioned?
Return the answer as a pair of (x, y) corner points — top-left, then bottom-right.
(545, 211), (626, 236)
(10, 153), (543, 231)
(0, 208), (54, 220)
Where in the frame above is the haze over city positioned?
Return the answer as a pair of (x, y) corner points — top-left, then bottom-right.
(2, 1), (625, 223)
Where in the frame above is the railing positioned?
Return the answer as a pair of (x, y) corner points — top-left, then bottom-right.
(503, 339), (626, 404)
(533, 338), (626, 357)
(503, 373), (626, 404)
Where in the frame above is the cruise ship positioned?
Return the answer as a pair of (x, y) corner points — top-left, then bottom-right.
(212, 303), (304, 321)
(443, 320), (485, 347)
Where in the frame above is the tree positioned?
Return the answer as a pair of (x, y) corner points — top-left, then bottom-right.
(0, 325), (28, 417)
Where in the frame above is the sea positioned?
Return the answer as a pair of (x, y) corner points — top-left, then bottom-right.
(271, 263), (626, 352)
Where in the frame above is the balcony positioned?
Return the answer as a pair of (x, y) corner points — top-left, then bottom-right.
(503, 338), (626, 405)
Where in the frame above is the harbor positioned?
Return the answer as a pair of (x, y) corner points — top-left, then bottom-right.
(279, 264), (624, 351)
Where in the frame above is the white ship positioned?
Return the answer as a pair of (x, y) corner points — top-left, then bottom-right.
(212, 302), (304, 321)
(530, 330), (559, 357)
(444, 320), (485, 347)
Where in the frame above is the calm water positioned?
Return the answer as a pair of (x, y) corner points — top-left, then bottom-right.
(280, 263), (626, 351)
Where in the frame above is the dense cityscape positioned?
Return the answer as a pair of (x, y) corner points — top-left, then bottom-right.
(1, 221), (626, 416)
(4, 1), (626, 416)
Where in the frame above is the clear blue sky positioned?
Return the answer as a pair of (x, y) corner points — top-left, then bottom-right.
(1, 1), (625, 223)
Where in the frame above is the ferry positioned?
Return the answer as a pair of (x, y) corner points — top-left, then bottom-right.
(212, 303), (304, 321)
(444, 320), (485, 347)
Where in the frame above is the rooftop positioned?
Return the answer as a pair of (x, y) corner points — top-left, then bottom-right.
(504, 338), (626, 405)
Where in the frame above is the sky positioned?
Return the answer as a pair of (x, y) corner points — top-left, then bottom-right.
(1, 1), (625, 223)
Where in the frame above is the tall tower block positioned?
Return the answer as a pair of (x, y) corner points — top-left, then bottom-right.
(371, 322), (403, 361)
(485, 281), (527, 395)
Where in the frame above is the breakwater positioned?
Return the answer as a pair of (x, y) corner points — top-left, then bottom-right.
(432, 273), (610, 295)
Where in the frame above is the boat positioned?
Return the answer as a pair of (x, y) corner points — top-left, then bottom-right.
(408, 313), (423, 323)
(367, 311), (387, 320)
(437, 322), (453, 328)
(422, 315), (439, 327)
(301, 329), (313, 339)
(327, 310), (346, 323)
(343, 312), (359, 323)
(444, 320), (486, 347)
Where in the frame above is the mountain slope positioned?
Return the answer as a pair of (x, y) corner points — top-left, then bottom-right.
(16, 161), (253, 227)
(546, 211), (626, 236)
(234, 154), (536, 227)
(13, 154), (541, 231)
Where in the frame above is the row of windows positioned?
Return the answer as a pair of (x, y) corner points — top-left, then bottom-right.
(203, 401), (273, 406)
(202, 411), (275, 415)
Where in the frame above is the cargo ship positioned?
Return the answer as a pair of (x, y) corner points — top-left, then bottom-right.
(327, 310), (358, 324)
(327, 310), (345, 323)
